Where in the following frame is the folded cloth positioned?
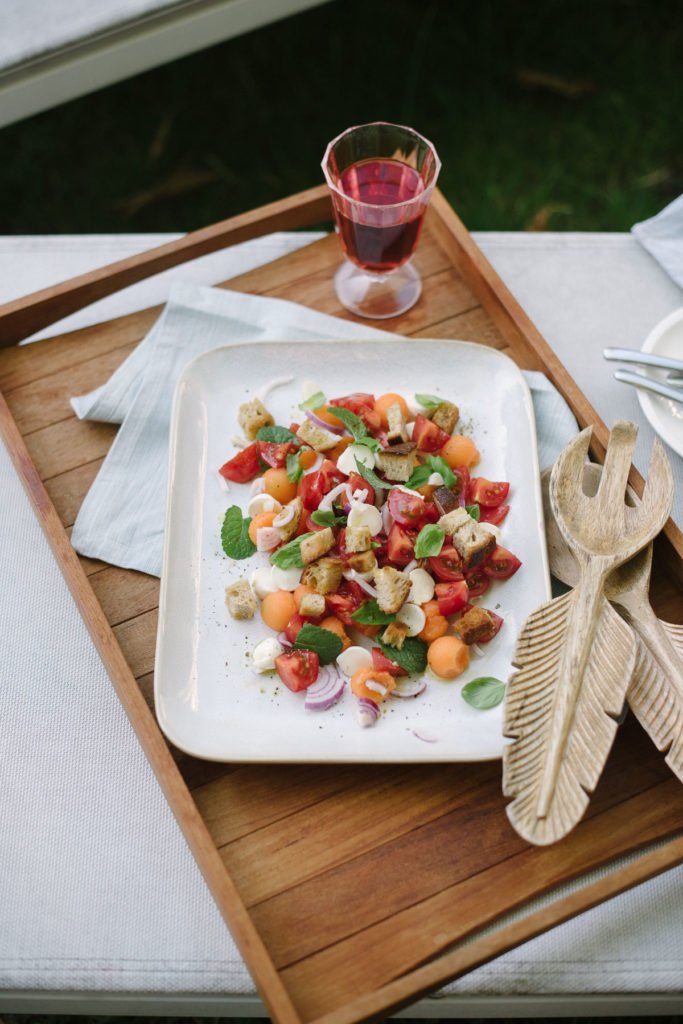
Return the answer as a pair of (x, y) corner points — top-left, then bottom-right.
(632, 194), (683, 291)
(70, 283), (577, 577)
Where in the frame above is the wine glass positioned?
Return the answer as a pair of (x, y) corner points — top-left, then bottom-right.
(322, 121), (441, 319)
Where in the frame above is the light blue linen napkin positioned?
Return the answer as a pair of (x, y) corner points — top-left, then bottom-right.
(632, 194), (683, 290)
(70, 283), (577, 576)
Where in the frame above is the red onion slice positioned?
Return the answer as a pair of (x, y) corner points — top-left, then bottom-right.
(390, 677), (427, 699)
(302, 453), (323, 476)
(319, 481), (353, 512)
(304, 666), (345, 711)
(305, 409), (345, 435)
(402, 559), (418, 575)
(411, 727), (439, 743)
(357, 697), (380, 728)
(381, 503), (394, 535)
(256, 526), (282, 552)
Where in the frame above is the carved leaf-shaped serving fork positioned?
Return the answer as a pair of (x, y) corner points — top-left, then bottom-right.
(503, 421), (674, 845)
(542, 462), (683, 781)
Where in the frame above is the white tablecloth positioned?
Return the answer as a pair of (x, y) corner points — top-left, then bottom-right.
(1, 231), (682, 1017)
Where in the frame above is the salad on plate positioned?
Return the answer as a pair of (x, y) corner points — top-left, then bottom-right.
(218, 386), (521, 729)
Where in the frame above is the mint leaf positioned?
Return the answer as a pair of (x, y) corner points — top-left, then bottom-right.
(378, 636), (428, 674)
(351, 600), (396, 626)
(414, 523), (445, 559)
(427, 454), (456, 489)
(286, 451), (303, 484)
(256, 425), (298, 443)
(415, 393), (443, 411)
(311, 509), (346, 527)
(294, 623), (343, 665)
(354, 457), (388, 492)
(327, 405), (368, 440)
(299, 391), (326, 411)
(466, 503), (480, 521)
(221, 505), (256, 560)
(405, 463), (432, 489)
(461, 676), (506, 709)
(355, 434), (382, 453)
(270, 533), (313, 569)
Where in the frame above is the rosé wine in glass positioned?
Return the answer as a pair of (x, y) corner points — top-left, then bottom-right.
(322, 123), (440, 319)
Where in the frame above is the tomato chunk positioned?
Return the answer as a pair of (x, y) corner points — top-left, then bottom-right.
(347, 472), (374, 505)
(275, 650), (320, 691)
(371, 647), (408, 677)
(257, 440), (294, 468)
(284, 612), (316, 644)
(326, 579), (364, 625)
(479, 504), (510, 526)
(412, 414), (451, 452)
(330, 393), (381, 433)
(428, 545), (464, 581)
(219, 443), (261, 483)
(468, 477), (510, 507)
(386, 524), (416, 566)
(435, 580), (470, 616)
(483, 545), (522, 579)
(298, 472), (324, 510)
(388, 487), (426, 526)
(464, 566), (490, 598)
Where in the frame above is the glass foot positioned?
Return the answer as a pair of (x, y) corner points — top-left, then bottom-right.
(334, 261), (421, 319)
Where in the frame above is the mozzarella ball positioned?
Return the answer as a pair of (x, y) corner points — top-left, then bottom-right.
(347, 502), (383, 536)
(247, 493), (282, 517)
(252, 637), (285, 672)
(395, 602), (426, 637)
(337, 645), (373, 677)
(408, 568), (435, 605)
(250, 565), (279, 599)
(336, 443), (376, 476)
(271, 564), (303, 591)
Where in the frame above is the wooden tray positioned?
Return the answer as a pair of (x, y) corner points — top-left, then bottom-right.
(1, 186), (682, 1024)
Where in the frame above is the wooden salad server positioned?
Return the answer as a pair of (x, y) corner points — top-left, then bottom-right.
(503, 421), (674, 845)
(542, 463), (683, 782)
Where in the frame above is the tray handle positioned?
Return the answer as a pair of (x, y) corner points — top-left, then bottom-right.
(0, 184), (332, 347)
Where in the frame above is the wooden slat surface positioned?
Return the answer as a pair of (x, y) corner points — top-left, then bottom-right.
(2, 197), (682, 1024)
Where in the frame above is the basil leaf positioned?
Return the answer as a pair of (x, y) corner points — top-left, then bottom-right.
(405, 463), (432, 489)
(461, 676), (506, 710)
(326, 405), (368, 440)
(286, 451), (303, 484)
(355, 434), (382, 453)
(270, 532), (314, 569)
(466, 503), (480, 521)
(256, 425), (298, 444)
(221, 505), (257, 560)
(311, 509), (346, 527)
(351, 600), (396, 626)
(414, 523), (445, 559)
(415, 393), (443, 410)
(298, 391), (326, 411)
(354, 457), (388, 492)
(427, 454), (456, 489)
(294, 623), (343, 666)
(378, 636), (428, 674)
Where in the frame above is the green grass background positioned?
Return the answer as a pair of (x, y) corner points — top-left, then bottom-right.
(0, 1), (681, 1022)
(0, 0), (680, 235)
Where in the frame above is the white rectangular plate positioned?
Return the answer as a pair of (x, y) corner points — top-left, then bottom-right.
(155, 339), (550, 762)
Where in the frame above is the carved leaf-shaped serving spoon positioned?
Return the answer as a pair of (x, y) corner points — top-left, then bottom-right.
(503, 421), (674, 845)
(542, 462), (683, 781)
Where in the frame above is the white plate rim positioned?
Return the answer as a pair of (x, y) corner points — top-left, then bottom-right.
(155, 337), (551, 763)
(637, 306), (683, 457)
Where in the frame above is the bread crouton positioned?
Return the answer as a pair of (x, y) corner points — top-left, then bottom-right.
(386, 401), (408, 445)
(344, 525), (372, 553)
(299, 592), (326, 618)
(381, 620), (410, 649)
(296, 419), (340, 452)
(373, 566), (411, 614)
(431, 400), (459, 434)
(451, 520), (496, 569)
(238, 398), (274, 441)
(375, 442), (418, 482)
(301, 557), (344, 595)
(438, 508), (472, 537)
(300, 527), (335, 564)
(453, 606), (496, 645)
(433, 485), (459, 516)
(272, 496), (303, 542)
(346, 551), (378, 575)
(224, 579), (257, 620)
